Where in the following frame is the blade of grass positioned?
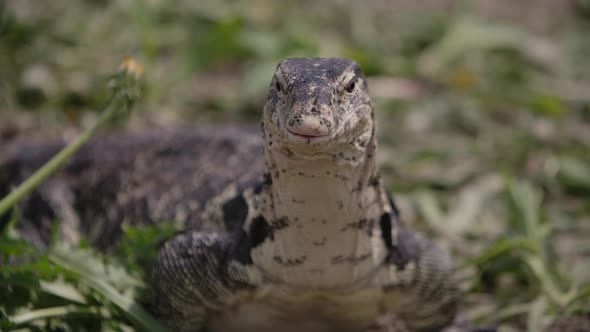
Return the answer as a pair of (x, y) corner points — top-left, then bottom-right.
(9, 305), (107, 325)
(48, 247), (172, 332)
(527, 296), (549, 332)
(568, 284), (590, 307)
(40, 280), (87, 304)
(464, 236), (536, 267)
(481, 303), (532, 325)
(507, 180), (570, 308)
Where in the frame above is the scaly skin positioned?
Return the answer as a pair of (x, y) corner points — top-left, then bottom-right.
(0, 127), (263, 248)
(148, 58), (459, 332)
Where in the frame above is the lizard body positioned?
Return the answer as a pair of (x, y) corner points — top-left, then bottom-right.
(0, 127), (263, 247)
(148, 58), (459, 332)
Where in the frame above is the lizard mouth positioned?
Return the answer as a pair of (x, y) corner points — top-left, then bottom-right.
(286, 129), (331, 144)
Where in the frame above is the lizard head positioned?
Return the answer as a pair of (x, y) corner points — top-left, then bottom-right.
(263, 58), (374, 164)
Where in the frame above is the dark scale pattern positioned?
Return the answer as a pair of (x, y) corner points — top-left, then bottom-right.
(339, 218), (371, 232)
(249, 215), (273, 246)
(331, 253), (371, 265)
(0, 127), (264, 248)
(221, 194), (249, 231)
(273, 255), (307, 266)
(148, 231), (258, 332)
(380, 224), (460, 331)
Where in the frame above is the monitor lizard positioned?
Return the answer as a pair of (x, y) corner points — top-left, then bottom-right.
(0, 58), (482, 331)
(2, 57), (586, 332)
(147, 58), (460, 332)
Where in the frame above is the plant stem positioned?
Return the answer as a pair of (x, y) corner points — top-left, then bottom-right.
(0, 92), (127, 218)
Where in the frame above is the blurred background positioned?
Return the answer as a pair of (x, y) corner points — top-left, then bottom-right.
(1, 0), (590, 331)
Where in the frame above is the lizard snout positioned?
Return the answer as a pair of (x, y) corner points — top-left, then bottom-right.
(285, 104), (334, 140)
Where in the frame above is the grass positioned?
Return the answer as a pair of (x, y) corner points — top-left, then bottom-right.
(1, 208), (178, 331)
(1, 0), (590, 331)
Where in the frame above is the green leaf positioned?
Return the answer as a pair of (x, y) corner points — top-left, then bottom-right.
(50, 245), (143, 293)
(114, 221), (178, 275)
(507, 179), (543, 240)
(558, 156), (590, 192)
(0, 238), (34, 257)
(530, 94), (566, 117)
(40, 280), (87, 304)
(48, 245), (171, 332)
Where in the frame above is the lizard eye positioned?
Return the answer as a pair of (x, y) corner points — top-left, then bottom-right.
(345, 80), (356, 93)
(275, 80), (282, 92)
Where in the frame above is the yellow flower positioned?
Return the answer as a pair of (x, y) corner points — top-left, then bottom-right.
(451, 68), (475, 90)
(120, 57), (144, 79)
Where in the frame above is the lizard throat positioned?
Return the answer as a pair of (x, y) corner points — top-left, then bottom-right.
(251, 123), (391, 288)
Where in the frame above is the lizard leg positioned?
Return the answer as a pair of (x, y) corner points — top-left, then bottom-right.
(148, 230), (259, 332)
(374, 216), (460, 332)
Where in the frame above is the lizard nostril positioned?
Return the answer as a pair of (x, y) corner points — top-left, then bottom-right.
(286, 114), (332, 138)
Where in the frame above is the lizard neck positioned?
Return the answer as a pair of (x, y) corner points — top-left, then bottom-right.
(262, 133), (383, 222)
(251, 125), (392, 288)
